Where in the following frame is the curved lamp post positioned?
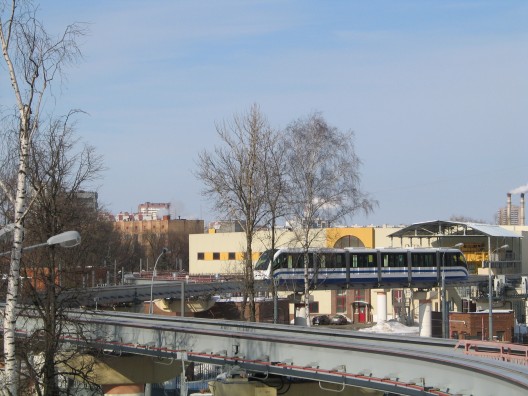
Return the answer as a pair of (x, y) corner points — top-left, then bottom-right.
(149, 248), (169, 314)
(441, 242), (464, 339)
(1, 229), (81, 396)
(488, 244), (509, 341)
(0, 230), (81, 257)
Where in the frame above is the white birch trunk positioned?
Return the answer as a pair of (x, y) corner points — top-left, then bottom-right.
(0, 5), (32, 392)
(3, 130), (30, 395)
(304, 252), (311, 327)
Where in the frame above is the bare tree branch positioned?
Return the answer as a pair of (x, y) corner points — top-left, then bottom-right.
(195, 104), (274, 321)
(283, 112), (377, 324)
(0, 1), (87, 393)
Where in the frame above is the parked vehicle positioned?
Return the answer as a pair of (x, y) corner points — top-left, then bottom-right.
(312, 314), (331, 326)
(330, 314), (348, 325)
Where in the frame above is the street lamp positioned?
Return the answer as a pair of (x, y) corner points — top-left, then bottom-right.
(488, 244), (509, 341)
(442, 242), (464, 339)
(0, 230), (81, 257)
(149, 248), (169, 314)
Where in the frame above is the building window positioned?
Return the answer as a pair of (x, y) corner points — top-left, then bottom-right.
(354, 289), (365, 301)
(213, 252), (220, 260)
(336, 290), (346, 313)
(197, 253), (204, 260)
(228, 252), (236, 260)
(309, 301), (319, 313)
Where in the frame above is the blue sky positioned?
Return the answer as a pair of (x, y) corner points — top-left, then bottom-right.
(27, 0), (528, 226)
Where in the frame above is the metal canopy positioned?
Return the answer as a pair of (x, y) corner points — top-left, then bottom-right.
(388, 220), (521, 239)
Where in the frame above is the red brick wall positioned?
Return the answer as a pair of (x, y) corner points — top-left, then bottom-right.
(450, 311), (514, 342)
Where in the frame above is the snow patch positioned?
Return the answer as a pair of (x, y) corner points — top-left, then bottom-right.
(359, 320), (419, 335)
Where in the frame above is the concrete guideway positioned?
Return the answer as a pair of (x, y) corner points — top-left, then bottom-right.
(56, 274), (488, 308)
(14, 309), (528, 395)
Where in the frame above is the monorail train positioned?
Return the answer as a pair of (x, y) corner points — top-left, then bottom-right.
(254, 247), (468, 289)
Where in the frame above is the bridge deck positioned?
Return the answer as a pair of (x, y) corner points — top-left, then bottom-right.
(16, 309), (527, 395)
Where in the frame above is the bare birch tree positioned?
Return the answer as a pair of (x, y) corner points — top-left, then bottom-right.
(259, 130), (289, 322)
(0, 2), (84, 393)
(283, 112), (376, 325)
(21, 113), (105, 396)
(0, 111), (106, 394)
(196, 104), (274, 321)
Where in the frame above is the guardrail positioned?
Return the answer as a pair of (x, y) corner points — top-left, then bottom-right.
(455, 340), (528, 366)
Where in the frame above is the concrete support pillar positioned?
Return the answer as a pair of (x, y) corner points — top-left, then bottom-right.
(294, 306), (307, 326)
(419, 299), (432, 337)
(102, 384), (145, 396)
(377, 291), (387, 322)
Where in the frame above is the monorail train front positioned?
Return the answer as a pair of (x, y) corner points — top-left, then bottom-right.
(254, 249), (276, 280)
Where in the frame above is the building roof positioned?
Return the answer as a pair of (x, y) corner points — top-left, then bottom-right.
(388, 220), (521, 239)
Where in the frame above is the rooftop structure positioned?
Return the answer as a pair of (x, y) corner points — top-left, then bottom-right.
(138, 202), (171, 220)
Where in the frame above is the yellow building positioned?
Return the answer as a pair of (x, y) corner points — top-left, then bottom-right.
(189, 226), (390, 274)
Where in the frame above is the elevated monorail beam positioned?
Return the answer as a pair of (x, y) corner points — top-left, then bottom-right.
(13, 273), (490, 311)
(11, 308), (528, 395)
(55, 280), (248, 307)
(272, 275), (488, 292)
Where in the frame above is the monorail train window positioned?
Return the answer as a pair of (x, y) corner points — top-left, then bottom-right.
(382, 253), (406, 267)
(457, 253), (467, 267)
(255, 250), (273, 270)
(296, 253), (314, 268)
(284, 254), (296, 268)
(351, 253), (376, 268)
(319, 253), (344, 268)
(445, 252), (467, 267)
(318, 254), (327, 268)
(335, 253), (345, 268)
(275, 253), (298, 269)
(279, 253), (313, 269)
(274, 253), (289, 269)
(411, 253), (436, 267)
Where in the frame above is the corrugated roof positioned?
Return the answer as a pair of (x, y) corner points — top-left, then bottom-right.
(463, 223), (520, 238)
(388, 220), (521, 239)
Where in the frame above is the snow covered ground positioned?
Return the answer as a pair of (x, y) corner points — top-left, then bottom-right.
(358, 319), (419, 335)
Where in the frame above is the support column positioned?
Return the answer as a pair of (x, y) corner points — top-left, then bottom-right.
(294, 305), (307, 326)
(377, 291), (387, 323)
(419, 299), (432, 337)
(102, 384), (145, 396)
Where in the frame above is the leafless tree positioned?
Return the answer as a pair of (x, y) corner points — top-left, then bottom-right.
(115, 234), (145, 274)
(0, 2), (85, 393)
(283, 112), (376, 324)
(166, 230), (188, 272)
(196, 104), (274, 321)
(261, 129), (289, 251)
(142, 229), (168, 262)
(11, 113), (108, 395)
(256, 129), (289, 322)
